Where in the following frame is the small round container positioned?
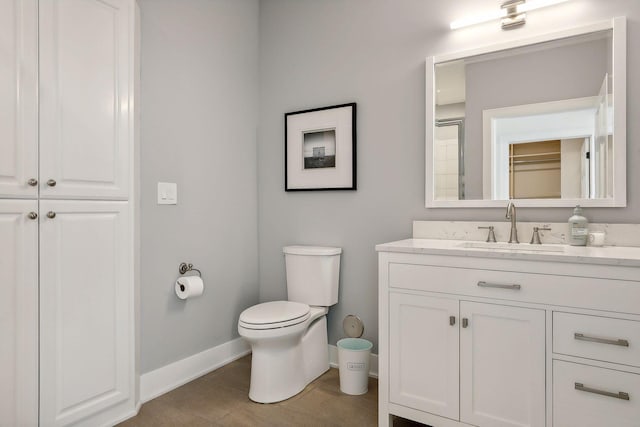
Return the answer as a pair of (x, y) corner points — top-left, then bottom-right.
(337, 338), (373, 395)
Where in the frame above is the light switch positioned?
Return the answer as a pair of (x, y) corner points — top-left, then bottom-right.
(157, 182), (177, 205)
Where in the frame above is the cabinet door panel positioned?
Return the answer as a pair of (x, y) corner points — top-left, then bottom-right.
(39, 200), (131, 426)
(39, 0), (131, 200)
(390, 293), (459, 419)
(0, 201), (38, 426)
(460, 302), (545, 427)
(0, 0), (38, 198)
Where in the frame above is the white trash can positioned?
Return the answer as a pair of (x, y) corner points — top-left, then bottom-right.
(337, 338), (372, 395)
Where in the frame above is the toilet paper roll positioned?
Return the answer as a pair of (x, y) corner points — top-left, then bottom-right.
(175, 276), (204, 300)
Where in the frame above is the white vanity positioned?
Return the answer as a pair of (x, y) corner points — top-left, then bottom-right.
(399, 6), (636, 425)
(377, 239), (640, 427)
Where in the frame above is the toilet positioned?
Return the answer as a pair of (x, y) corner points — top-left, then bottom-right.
(238, 245), (341, 403)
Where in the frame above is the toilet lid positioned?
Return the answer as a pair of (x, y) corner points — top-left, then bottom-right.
(239, 301), (310, 329)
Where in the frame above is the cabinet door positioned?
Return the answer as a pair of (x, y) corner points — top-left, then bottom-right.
(0, 0), (38, 198)
(39, 0), (131, 200)
(39, 200), (132, 426)
(460, 302), (546, 427)
(389, 293), (459, 419)
(0, 201), (38, 426)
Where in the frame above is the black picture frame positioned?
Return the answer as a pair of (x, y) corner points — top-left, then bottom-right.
(285, 103), (357, 191)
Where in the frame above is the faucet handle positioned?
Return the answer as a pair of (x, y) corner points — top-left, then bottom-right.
(530, 226), (552, 244)
(478, 226), (497, 243)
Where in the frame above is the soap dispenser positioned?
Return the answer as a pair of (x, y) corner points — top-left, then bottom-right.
(568, 205), (588, 246)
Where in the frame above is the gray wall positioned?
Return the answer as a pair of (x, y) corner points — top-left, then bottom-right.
(257, 0), (640, 353)
(139, 0), (259, 373)
(137, 0), (640, 370)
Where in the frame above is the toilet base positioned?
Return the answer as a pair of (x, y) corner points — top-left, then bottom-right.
(301, 316), (329, 384)
(246, 316), (329, 403)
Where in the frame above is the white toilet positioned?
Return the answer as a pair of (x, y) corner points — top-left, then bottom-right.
(238, 245), (341, 403)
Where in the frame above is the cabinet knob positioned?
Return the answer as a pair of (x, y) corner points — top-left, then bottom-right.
(449, 316), (456, 326)
(46, 211), (56, 219)
(46, 179), (57, 187)
(462, 318), (469, 328)
(27, 212), (38, 220)
(27, 178), (38, 186)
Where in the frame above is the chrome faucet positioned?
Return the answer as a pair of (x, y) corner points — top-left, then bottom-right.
(505, 201), (519, 243)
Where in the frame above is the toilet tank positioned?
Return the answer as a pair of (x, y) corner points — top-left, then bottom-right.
(283, 246), (341, 306)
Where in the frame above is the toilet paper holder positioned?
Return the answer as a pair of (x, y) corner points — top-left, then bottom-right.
(178, 262), (202, 277)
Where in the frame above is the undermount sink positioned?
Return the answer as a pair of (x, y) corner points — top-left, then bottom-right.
(458, 241), (565, 253)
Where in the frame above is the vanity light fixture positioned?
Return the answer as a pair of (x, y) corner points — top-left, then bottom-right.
(501, 0), (526, 30)
(450, 0), (570, 30)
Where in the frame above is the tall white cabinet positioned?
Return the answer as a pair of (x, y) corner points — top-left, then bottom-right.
(0, 1), (137, 426)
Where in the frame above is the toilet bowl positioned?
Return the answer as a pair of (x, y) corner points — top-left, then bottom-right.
(238, 301), (329, 403)
(237, 245), (341, 403)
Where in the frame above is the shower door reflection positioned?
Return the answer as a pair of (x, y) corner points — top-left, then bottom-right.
(434, 118), (465, 200)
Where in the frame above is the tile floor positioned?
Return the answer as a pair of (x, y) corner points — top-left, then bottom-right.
(118, 355), (385, 426)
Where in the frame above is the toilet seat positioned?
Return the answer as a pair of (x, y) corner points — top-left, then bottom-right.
(239, 301), (310, 330)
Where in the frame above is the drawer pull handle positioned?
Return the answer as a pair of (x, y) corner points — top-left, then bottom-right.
(574, 333), (629, 347)
(575, 382), (630, 401)
(477, 281), (521, 290)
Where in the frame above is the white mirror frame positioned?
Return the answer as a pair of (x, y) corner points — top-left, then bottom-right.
(426, 17), (626, 208)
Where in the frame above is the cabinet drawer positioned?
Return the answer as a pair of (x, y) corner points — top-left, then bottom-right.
(554, 312), (640, 367)
(388, 262), (640, 313)
(553, 360), (640, 427)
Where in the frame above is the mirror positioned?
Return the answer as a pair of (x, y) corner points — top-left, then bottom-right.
(426, 18), (626, 207)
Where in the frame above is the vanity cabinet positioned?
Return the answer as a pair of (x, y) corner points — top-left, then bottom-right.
(389, 294), (545, 427)
(378, 243), (640, 427)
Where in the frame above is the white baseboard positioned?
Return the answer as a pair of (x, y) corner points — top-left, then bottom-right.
(139, 337), (250, 402)
(138, 339), (377, 406)
(328, 344), (378, 378)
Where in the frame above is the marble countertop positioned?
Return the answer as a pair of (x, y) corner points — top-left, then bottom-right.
(376, 238), (640, 267)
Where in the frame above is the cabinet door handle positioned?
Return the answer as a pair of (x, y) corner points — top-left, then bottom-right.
(46, 179), (57, 187)
(575, 382), (630, 401)
(27, 212), (38, 220)
(449, 316), (456, 326)
(46, 211), (56, 219)
(477, 281), (521, 290)
(462, 318), (469, 328)
(574, 333), (629, 347)
(27, 178), (38, 186)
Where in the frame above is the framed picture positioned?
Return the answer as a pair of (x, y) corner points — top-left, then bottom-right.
(285, 103), (357, 191)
